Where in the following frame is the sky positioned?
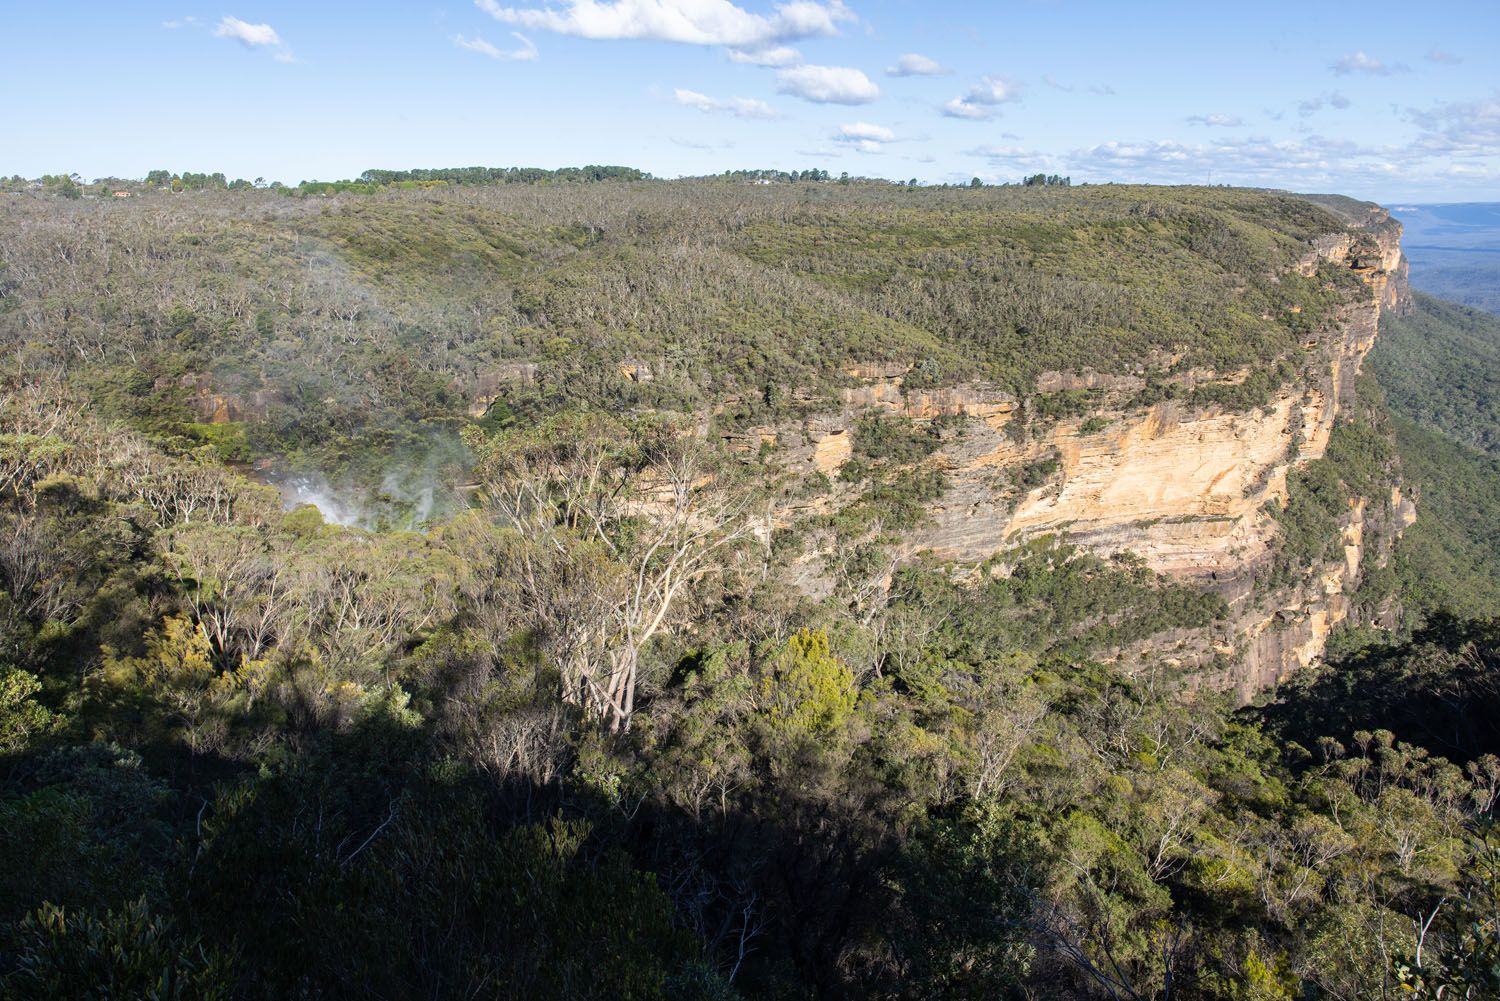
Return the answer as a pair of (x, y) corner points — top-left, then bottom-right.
(3, 1), (1498, 202)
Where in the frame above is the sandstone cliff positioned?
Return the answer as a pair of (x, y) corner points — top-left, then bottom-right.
(760, 207), (1412, 698)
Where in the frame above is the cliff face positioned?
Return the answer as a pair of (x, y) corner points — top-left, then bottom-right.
(763, 210), (1412, 698)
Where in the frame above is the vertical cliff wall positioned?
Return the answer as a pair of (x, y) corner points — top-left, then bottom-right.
(760, 209), (1412, 698)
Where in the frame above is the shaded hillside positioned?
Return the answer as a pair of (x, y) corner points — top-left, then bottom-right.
(1365, 292), (1500, 619)
(1370, 292), (1500, 455)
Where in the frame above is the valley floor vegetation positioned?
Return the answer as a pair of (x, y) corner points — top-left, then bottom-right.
(2, 176), (1500, 999)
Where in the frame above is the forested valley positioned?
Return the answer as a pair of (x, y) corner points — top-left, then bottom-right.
(2, 175), (1500, 1000)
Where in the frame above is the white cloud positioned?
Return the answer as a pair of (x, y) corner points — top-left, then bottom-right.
(214, 15), (281, 48)
(162, 16), (197, 29)
(837, 121), (895, 142)
(454, 32), (539, 60)
(1406, 92), (1500, 154)
(1297, 91), (1351, 117)
(886, 52), (947, 77)
(728, 44), (800, 66)
(673, 87), (777, 118)
(942, 98), (990, 120)
(964, 76), (1020, 104)
(942, 75), (1020, 120)
(1063, 132), (1500, 192)
(1426, 48), (1461, 65)
(1331, 50), (1408, 76)
(1186, 113), (1244, 127)
(475, 0), (854, 47)
(775, 64), (878, 104)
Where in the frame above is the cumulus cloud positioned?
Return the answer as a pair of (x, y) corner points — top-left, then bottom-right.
(775, 64), (878, 104)
(1406, 92), (1500, 154)
(1186, 113), (1244, 127)
(837, 121), (896, 142)
(673, 87), (777, 118)
(1297, 91), (1352, 117)
(941, 75), (1020, 120)
(214, 15), (281, 47)
(1331, 50), (1408, 76)
(211, 15), (294, 60)
(728, 44), (800, 66)
(453, 32), (539, 60)
(1426, 48), (1461, 65)
(476, 0), (854, 47)
(886, 53), (948, 77)
(966, 76), (1020, 103)
(942, 98), (990, 120)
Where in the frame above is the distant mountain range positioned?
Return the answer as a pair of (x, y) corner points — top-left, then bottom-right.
(1391, 202), (1500, 312)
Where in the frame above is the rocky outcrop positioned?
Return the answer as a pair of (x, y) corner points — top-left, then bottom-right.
(457, 363), (538, 418)
(807, 423), (853, 475)
(158, 374), (281, 423)
(766, 210), (1412, 698)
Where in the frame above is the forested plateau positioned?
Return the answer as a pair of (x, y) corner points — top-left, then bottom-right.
(3, 175), (1500, 1000)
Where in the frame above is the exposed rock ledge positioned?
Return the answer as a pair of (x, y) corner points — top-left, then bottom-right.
(766, 212), (1412, 698)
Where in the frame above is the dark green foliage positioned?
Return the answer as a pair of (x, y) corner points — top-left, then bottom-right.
(3, 897), (235, 1001)
(1261, 614), (1500, 765)
(891, 541), (1228, 667)
(1371, 293), (1500, 456)
(1389, 419), (1500, 618)
(184, 723), (710, 1001)
(1033, 390), (1094, 422)
(1265, 407), (1396, 592)
(1010, 452), (1060, 490)
(1365, 292), (1500, 618)
(853, 412), (944, 464)
(0, 745), (175, 923)
(881, 804), (1039, 995)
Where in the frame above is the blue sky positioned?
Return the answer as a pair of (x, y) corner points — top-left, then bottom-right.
(4, 1), (1497, 201)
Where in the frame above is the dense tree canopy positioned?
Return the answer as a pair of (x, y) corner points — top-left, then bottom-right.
(2, 179), (1497, 999)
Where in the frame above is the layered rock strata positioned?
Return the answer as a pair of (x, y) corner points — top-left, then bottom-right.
(762, 211), (1411, 697)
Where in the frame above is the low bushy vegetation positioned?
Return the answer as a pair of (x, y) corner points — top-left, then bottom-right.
(1, 181), (1367, 488)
